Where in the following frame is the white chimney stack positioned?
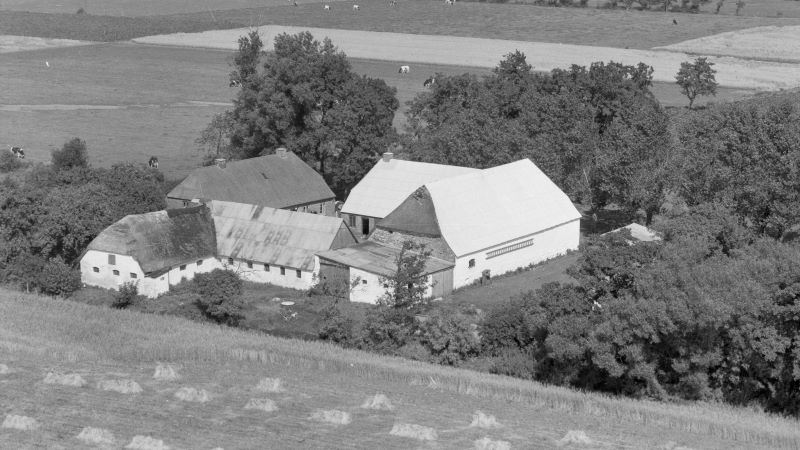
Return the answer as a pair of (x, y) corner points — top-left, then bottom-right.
(382, 152), (393, 162)
(214, 158), (226, 169)
(276, 147), (288, 159)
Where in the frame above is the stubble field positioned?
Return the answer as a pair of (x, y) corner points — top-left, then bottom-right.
(2, 289), (799, 449)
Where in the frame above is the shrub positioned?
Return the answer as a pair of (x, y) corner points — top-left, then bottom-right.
(193, 269), (243, 325)
(38, 257), (81, 297)
(51, 138), (89, 171)
(113, 281), (138, 309)
(488, 348), (538, 380)
(76, 7), (86, 14)
(417, 310), (480, 365)
(318, 304), (358, 346)
(0, 151), (23, 173)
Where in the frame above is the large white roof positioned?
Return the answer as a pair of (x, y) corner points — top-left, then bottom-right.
(341, 158), (478, 218)
(426, 159), (582, 256)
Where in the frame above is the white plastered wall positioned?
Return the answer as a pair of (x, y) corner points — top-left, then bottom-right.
(221, 257), (317, 290)
(349, 267), (434, 304)
(451, 219), (580, 289)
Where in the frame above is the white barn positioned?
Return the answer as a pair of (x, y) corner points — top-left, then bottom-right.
(80, 206), (218, 298)
(318, 158), (582, 303)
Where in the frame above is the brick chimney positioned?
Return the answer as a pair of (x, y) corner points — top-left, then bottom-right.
(382, 152), (393, 162)
(276, 147), (288, 159)
(214, 158), (226, 169)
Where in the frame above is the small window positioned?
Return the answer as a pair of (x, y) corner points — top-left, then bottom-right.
(280, 267), (286, 276)
(349, 215), (356, 227)
(112, 270), (120, 276)
(180, 264), (186, 271)
(130, 273), (137, 279)
(468, 259), (476, 268)
(227, 258), (234, 265)
(247, 261), (253, 269)
(296, 269), (301, 278)
(264, 264), (270, 272)
(108, 254), (116, 265)
(362, 279), (368, 285)
(197, 259), (203, 266)
(92, 267), (99, 273)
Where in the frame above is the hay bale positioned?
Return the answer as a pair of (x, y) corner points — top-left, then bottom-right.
(96, 379), (142, 394)
(474, 437), (511, 450)
(174, 387), (210, 402)
(44, 372), (87, 387)
(389, 423), (437, 441)
(2, 414), (39, 431)
(310, 409), (351, 425)
(255, 377), (283, 393)
(153, 363), (180, 381)
(76, 427), (115, 445)
(361, 393), (394, 411)
(0, 363), (9, 374)
(470, 410), (501, 429)
(126, 435), (170, 450)
(557, 430), (591, 446)
(244, 398), (278, 412)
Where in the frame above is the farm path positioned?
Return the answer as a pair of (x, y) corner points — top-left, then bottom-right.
(0, 101), (230, 111)
(133, 25), (800, 90)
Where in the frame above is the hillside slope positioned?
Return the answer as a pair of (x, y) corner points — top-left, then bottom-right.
(1, 289), (799, 449)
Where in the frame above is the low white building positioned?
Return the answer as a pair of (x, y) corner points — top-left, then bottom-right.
(317, 158), (582, 303)
(80, 206), (218, 298)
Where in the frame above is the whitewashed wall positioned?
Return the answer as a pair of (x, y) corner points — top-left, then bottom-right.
(221, 257), (317, 290)
(349, 267), (435, 304)
(452, 219), (580, 289)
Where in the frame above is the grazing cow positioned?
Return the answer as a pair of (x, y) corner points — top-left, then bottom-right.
(324, 4), (331, 10)
(398, 65), (410, 74)
(148, 156), (159, 169)
(353, 4), (359, 9)
(423, 76), (436, 88)
(229, 79), (241, 88)
(445, 0), (453, 5)
(389, 0), (397, 6)
(672, 19), (678, 25)
(9, 146), (24, 159)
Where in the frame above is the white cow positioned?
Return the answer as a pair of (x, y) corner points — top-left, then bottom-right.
(398, 65), (410, 74)
(324, 4), (331, 10)
(353, 4), (359, 10)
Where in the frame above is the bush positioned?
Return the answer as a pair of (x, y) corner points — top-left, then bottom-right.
(76, 7), (86, 14)
(38, 257), (81, 297)
(113, 281), (138, 309)
(489, 348), (538, 380)
(0, 151), (23, 173)
(193, 269), (243, 325)
(51, 138), (88, 171)
(417, 310), (480, 365)
(318, 304), (358, 346)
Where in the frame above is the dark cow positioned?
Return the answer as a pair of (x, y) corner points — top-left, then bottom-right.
(148, 156), (159, 169)
(423, 76), (436, 88)
(9, 146), (24, 159)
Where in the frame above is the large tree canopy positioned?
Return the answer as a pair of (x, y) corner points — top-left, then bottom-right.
(224, 31), (399, 197)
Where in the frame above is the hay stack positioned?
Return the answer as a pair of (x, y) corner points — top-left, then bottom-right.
(174, 387), (210, 402)
(97, 379), (142, 394)
(310, 409), (351, 425)
(0, 363), (9, 374)
(125, 435), (170, 450)
(2, 414), (39, 431)
(153, 363), (180, 381)
(76, 427), (115, 445)
(361, 393), (394, 411)
(389, 423), (437, 441)
(557, 430), (591, 446)
(255, 377), (283, 393)
(474, 437), (511, 450)
(470, 410), (501, 429)
(244, 398), (278, 412)
(44, 372), (87, 387)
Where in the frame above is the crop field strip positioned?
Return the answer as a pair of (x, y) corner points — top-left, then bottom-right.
(1, 289), (800, 449)
(2, 1), (800, 47)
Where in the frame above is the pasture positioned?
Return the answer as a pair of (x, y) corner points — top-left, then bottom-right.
(2, 289), (800, 449)
(0, 41), (753, 178)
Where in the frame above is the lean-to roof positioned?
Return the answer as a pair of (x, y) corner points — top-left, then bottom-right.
(317, 241), (453, 277)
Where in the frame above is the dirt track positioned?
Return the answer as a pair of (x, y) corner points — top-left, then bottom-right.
(133, 25), (800, 91)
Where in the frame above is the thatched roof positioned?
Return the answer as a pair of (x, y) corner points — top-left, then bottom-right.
(167, 151), (334, 208)
(87, 206), (216, 276)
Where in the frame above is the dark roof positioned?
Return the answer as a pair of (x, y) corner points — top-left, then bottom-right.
(87, 206), (217, 276)
(317, 241), (453, 277)
(377, 186), (442, 236)
(167, 151), (335, 208)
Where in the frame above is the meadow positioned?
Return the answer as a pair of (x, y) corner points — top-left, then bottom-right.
(2, 288), (800, 449)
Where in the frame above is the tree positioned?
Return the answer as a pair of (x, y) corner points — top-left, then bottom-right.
(37, 257), (81, 297)
(223, 31), (398, 197)
(0, 150), (23, 173)
(193, 269), (244, 325)
(113, 281), (139, 309)
(675, 57), (718, 109)
(379, 241), (433, 311)
(51, 138), (89, 170)
(196, 111), (236, 162)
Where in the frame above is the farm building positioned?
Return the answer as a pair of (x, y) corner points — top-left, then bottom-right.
(318, 158), (582, 304)
(81, 201), (357, 297)
(208, 200), (357, 290)
(340, 152), (478, 239)
(166, 148), (336, 215)
(80, 206), (218, 298)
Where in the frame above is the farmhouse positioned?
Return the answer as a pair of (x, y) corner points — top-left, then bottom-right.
(319, 158), (582, 303)
(81, 201), (357, 297)
(166, 148), (336, 216)
(80, 206), (217, 299)
(340, 152), (478, 239)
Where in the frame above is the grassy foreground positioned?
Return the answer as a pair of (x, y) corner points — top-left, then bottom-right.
(1, 288), (799, 449)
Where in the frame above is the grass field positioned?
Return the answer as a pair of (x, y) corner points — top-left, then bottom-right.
(0, 0), (323, 16)
(0, 42), (753, 178)
(3, 1), (800, 46)
(2, 289), (800, 449)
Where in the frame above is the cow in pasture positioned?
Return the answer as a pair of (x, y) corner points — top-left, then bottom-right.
(148, 156), (159, 169)
(389, 0), (397, 6)
(9, 146), (24, 159)
(445, 0), (453, 5)
(353, 4), (359, 10)
(324, 4), (331, 10)
(398, 65), (410, 74)
(423, 76), (436, 88)
(229, 79), (241, 88)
